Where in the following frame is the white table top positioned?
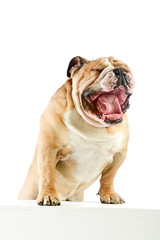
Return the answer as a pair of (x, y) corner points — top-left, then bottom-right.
(0, 200), (160, 210)
(0, 200), (160, 240)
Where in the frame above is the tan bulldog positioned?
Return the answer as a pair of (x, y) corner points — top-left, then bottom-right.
(18, 56), (135, 206)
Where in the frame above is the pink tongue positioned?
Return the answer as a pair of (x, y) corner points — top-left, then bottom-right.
(96, 93), (123, 121)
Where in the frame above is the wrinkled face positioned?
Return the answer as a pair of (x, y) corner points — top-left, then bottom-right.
(67, 56), (135, 127)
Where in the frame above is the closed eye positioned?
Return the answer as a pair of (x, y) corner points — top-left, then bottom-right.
(90, 69), (102, 73)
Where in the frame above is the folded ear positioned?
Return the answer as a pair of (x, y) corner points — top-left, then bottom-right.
(67, 56), (88, 77)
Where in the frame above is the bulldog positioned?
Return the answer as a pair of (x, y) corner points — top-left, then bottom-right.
(18, 56), (135, 206)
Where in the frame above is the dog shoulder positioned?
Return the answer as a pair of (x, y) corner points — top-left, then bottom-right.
(38, 79), (74, 147)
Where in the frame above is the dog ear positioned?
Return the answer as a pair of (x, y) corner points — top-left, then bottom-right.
(67, 56), (88, 77)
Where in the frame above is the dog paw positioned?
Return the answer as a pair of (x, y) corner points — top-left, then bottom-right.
(100, 192), (125, 204)
(37, 192), (61, 206)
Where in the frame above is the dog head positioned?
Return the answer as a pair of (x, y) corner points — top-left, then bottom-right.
(67, 56), (135, 128)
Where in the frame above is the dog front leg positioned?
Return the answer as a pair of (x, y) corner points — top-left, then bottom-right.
(37, 144), (61, 206)
(99, 145), (128, 204)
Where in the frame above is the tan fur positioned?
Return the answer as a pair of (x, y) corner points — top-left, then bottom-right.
(18, 57), (132, 205)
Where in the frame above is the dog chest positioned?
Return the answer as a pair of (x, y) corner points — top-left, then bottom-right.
(67, 130), (123, 183)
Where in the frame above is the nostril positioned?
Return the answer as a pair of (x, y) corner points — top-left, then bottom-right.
(113, 68), (123, 87)
(113, 68), (122, 75)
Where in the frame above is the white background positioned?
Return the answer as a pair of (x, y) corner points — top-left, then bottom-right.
(0, 0), (160, 206)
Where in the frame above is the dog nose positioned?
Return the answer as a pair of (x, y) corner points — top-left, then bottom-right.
(113, 68), (124, 76)
(113, 68), (129, 90)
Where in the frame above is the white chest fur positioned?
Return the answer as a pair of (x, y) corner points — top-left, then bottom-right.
(69, 130), (123, 184)
(64, 109), (126, 185)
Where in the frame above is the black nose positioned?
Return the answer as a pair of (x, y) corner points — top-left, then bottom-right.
(113, 68), (124, 76)
(113, 68), (128, 90)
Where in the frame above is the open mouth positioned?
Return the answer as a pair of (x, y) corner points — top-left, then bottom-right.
(72, 66), (135, 127)
(82, 85), (131, 125)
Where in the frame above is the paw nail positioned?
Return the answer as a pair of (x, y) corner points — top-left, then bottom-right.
(46, 201), (50, 206)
